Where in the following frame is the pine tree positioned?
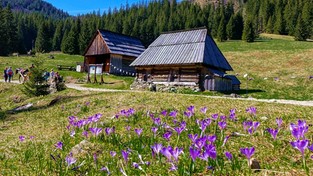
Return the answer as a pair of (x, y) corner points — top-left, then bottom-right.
(242, 18), (255, 42)
(274, 8), (285, 34)
(0, 7), (7, 56)
(294, 16), (309, 41)
(52, 21), (63, 51)
(2, 5), (18, 55)
(217, 15), (227, 42)
(266, 16), (274, 33)
(35, 22), (51, 53)
(233, 13), (244, 40)
(79, 21), (91, 55)
(226, 15), (235, 40)
(61, 20), (80, 54)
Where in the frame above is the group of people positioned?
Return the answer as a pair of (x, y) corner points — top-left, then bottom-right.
(3, 65), (62, 84)
(3, 67), (14, 82)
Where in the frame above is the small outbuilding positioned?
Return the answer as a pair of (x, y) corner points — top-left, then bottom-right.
(130, 28), (239, 91)
(84, 29), (145, 76)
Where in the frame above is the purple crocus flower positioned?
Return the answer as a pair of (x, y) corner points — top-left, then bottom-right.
(100, 166), (111, 174)
(229, 109), (237, 121)
(121, 150), (129, 163)
(89, 128), (102, 136)
(151, 127), (158, 135)
(246, 106), (257, 116)
(163, 131), (172, 141)
(220, 115), (227, 121)
(125, 125), (131, 131)
(152, 117), (161, 126)
(184, 111), (192, 118)
(170, 147), (183, 161)
(19, 135), (25, 142)
(308, 144), (313, 152)
(105, 127), (115, 136)
(82, 130), (88, 138)
(189, 147), (200, 161)
(218, 121), (227, 130)
(199, 119), (211, 132)
(200, 107), (208, 114)
(207, 135), (217, 144)
(243, 121), (260, 134)
(169, 163), (178, 171)
(133, 162), (140, 169)
(225, 151), (233, 160)
(30, 136), (35, 140)
(161, 146), (172, 161)
(267, 128), (278, 140)
(187, 105), (195, 114)
(151, 143), (163, 157)
(195, 137), (207, 149)
(93, 153), (97, 163)
(240, 147), (255, 163)
(160, 110), (167, 116)
(290, 120), (308, 140)
(204, 144), (217, 159)
(276, 118), (282, 128)
(55, 141), (63, 150)
(135, 128), (143, 136)
(169, 110), (178, 118)
(211, 113), (219, 120)
(65, 153), (77, 166)
(110, 151), (116, 157)
(174, 127), (184, 135)
(188, 134), (198, 143)
(290, 140), (309, 156)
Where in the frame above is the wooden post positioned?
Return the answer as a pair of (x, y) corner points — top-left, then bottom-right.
(94, 65), (97, 83)
(100, 64), (104, 84)
(87, 65), (91, 83)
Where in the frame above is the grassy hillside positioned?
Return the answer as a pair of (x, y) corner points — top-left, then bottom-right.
(217, 34), (313, 100)
(0, 83), (313, 175)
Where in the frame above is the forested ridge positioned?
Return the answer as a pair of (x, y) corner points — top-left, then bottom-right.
(0, 0), (312, 56)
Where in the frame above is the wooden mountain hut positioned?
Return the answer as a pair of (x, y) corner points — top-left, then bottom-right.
(83, 29), (145, 75)
(130, 28), (239, 91)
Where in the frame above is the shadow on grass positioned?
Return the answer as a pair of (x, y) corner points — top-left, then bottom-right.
(220, 89), (265, 95)
(3, 92), (107, 121)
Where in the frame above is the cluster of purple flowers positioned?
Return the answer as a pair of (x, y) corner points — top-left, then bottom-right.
(246, 106), (257, 116)
(289, 120), (313, 157)
(67, 114), (102, 129)
(189, 134), (217, 161)
(243, 121), (260, 134)
(115, 108), (135, 118)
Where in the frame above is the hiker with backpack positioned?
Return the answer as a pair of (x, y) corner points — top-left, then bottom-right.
(3, 67), (8, 82)
(7, 67), (14, 83)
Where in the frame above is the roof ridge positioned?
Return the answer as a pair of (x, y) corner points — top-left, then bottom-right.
(160, 27), (207, 35)
(98, 29), (143, 41)
(149, 41), (205, 47)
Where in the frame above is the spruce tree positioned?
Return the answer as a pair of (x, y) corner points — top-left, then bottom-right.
(294, 16), (309, 41)
(233, 13), (244, 40)
(52, 22), (63, 51)
(79, 22), (91, 55)
(0, 7), (7, 56)
(2, 5), (18, 55)
(266, 16), (274, 33)
(242, 18), (255, 42)
(217, 16), (227, 42)
(226, 15), (235, 40)
(35, 22), (51, 53)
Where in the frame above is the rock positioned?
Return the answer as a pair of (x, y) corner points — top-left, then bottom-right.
(9, 103), (33, 113)
(70, 140), (95, 157)
(249, 158), (261, 172)
(260, 116), (268, 121)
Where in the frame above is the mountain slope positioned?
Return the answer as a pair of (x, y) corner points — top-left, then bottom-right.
(0, 0), (69, 18)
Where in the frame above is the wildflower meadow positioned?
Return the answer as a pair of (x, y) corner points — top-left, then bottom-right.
(9, 104), (313, 175)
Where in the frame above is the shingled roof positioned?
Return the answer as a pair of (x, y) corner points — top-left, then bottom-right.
(130, 28), (233, 71)
(84, 30), (145, 57)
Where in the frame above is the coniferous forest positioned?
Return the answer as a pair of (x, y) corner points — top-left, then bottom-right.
(0, 0), (312, 56)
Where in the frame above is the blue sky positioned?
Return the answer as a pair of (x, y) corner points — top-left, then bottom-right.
(44, 0), (147, 16)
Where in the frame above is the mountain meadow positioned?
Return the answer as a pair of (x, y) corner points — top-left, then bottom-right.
(0, 0), (313, 175)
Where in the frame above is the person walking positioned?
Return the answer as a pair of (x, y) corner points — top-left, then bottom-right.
(6, 67), (14, 83)
(3, 67), (8, 82)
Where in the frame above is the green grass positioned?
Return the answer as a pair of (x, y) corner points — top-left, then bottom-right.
(0, 83), (313, 175)
(83, 75), (134, 90)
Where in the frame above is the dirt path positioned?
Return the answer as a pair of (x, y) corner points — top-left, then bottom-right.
(2, 80), (313, 107)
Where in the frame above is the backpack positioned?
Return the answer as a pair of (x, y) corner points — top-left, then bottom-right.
(8, 69), (13, 76)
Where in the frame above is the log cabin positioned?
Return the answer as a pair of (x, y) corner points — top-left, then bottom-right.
(130, 28), (240, 91)
(83, 29), (145, 75)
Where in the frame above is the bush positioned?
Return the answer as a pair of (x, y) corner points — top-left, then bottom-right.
(22, 59), (50, 97)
